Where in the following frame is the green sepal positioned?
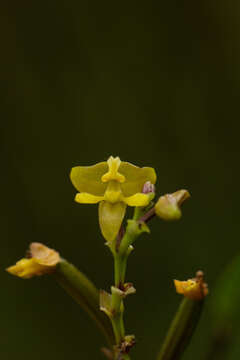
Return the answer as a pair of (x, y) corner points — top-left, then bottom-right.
(54, 259), (114, 346)
(157, 297), (204, 360)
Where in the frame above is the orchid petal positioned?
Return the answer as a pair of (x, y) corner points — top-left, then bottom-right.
(99, 201), (126, 243)
(70, 162), (108, 196)
(123, 193), (150, 207)
(75, 193), (103, 204)
(119, 162), (156, 196)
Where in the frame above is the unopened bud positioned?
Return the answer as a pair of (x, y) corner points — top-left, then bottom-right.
(174, 270), (208, 300)
(142, 181), (155, 194)
(6, 243), (60, 279)
(155, 189), (190, 221)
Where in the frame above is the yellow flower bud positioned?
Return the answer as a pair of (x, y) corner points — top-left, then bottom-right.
(174, 271), (208, 300)
(6, 243), (60, 279)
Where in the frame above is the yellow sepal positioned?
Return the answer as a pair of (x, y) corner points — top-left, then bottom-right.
(123, 193), (150, 207)
(120, 163), (157, 196)
(70, 162), (108, 196)
(75, 192), (103, 204)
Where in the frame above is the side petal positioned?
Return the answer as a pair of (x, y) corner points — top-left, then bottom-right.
(75, 193), (103, 204)
(123, 193), (150, 207)
(70, 162), (108, 196)
(99, 201), (126, 243)
(119, 162), (157, 196)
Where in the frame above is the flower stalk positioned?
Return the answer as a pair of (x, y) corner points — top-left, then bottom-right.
(101, 216), (149, 359)
(55, 259), (115, 347)
(157, 297), (204, 360)
(157, 271), (208, 360)
(109, 242), (133, 358)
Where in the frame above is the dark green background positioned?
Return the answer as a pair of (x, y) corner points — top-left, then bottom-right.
(1, 1), (240, 359)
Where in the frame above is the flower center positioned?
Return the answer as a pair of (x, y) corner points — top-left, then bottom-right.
(104, 181), (123, 203)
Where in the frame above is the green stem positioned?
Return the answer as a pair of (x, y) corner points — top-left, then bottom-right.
(111, 253), (126, 345)
(157, 297), (204, 360)
(54, 259), (115, 347)
(110, 247), (134, 359)
(111, 310), (124, 344)
(114, 253), (127, 287)
(119, 222), (140, 256)
(109, 216), (149, 358)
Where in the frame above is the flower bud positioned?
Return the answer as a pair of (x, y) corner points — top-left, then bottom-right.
(6, 243), (60, 279)
(174, 270), (208, 300)
(155, 189), (190, 221)
(142, 181), (155, 195)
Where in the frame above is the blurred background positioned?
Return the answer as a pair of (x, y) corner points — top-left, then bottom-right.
(1, 1), (240, 359)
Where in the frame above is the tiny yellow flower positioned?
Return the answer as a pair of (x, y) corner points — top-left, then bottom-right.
(6, 243), (60, 279)
(174, 271), (208, 301)
(70, 156), (156, 243)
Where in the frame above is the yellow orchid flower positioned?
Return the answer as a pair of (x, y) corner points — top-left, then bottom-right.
(6, 243), (60, 279)
(70, 156), (156, 243)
